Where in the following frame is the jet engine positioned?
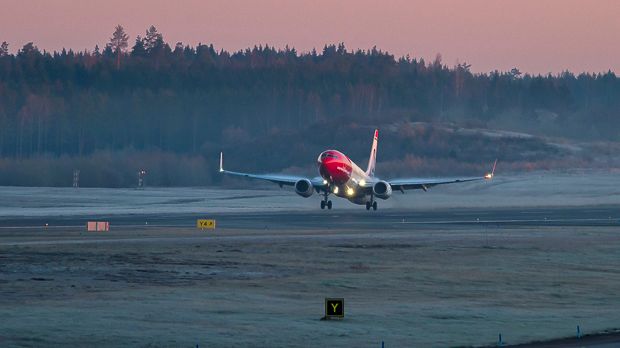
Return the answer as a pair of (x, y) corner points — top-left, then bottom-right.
(295, 179), (314, 198)
(372, 180), (392, 200)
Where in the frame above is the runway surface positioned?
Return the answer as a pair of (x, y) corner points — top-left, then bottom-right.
(2, 176), (620, 347)
(2, 204), (620, 230)
(2, 203), (620, 347)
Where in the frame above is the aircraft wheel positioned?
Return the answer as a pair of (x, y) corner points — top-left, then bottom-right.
(372, 201), (377, 211)
(365, 202), (371, 210)
(327, 200), (332, 210)
(320, 201), (325, 209)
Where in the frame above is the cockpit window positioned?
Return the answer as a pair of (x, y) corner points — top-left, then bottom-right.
(321, 153), (339, 159)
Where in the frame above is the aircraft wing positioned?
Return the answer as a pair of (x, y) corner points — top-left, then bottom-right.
(388, 176), (487, 191)
(219, 153), (326, 189)
(387, 159), (497, 192)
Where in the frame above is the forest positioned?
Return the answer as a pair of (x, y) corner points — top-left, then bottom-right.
(1, 26), (619, 186)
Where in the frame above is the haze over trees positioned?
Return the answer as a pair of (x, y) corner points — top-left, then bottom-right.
(0, 26), (619, 186)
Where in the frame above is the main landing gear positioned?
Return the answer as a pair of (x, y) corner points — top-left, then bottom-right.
(320, 191), (332, 210)
(365, 200), (377, 211)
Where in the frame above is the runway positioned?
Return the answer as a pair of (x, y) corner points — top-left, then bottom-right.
(2, 204), (620, 231)
(2, 201), (620, 347)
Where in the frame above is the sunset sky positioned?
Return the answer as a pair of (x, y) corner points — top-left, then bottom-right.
(2, 0), (619, 74)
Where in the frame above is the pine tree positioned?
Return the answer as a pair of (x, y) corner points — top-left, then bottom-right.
(18, 42), (39, 56)
(0, 41), (8, 56)
(131, 36), (146, 57)
(108, 25), (129, 69)
(144, 25), (164, 54)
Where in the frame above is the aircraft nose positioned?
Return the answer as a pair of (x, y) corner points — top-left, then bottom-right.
(317, 152), (330, 167)
(318, 157), (328, 173)
(318, 155), (332, 179)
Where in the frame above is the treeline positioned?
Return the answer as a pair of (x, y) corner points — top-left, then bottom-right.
(0, 25), (619, 186)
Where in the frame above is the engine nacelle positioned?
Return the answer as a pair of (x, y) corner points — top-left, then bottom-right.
(294, 179), (314, 198)
(372, 181), (392, 200)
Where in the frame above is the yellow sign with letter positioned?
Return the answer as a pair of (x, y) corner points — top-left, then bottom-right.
(324, 298), (344, 319)
(197, 219), (216, 229)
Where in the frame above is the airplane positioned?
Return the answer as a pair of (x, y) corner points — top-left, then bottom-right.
(219, 129), (496, 210)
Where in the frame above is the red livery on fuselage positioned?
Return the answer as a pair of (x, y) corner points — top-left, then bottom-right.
(318, 150), (355, 185)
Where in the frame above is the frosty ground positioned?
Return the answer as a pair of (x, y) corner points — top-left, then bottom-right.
(1, 172), (620, 347)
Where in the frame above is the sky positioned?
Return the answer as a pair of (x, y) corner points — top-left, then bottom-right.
(2, 0), (619, 74)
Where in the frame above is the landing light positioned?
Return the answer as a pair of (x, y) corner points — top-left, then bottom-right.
(484, 173), (493, 180)
(323, 179), (328, 185)
(346, 187), (355, 196)
(359, 179), (366, 186)
(333, 186), (339, 194)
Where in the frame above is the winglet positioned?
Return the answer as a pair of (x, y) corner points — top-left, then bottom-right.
(219, 152), (224, 172)
(484, 159), (497, 180)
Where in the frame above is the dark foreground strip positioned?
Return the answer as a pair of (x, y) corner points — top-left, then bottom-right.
(481, 329), (620, 348)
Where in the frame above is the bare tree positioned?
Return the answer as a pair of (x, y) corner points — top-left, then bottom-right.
(108, 25), (129, 69)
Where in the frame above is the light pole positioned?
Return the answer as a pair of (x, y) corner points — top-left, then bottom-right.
(137, 169), (147, 189)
